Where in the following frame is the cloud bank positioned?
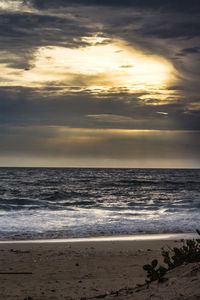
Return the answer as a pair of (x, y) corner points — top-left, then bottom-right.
(0, 0), (199, 167)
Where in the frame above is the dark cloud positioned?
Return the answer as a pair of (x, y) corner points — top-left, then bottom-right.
(0, 86), (199, 131)
(137, 20), (200, 39)
(0, 12), (94, 49)
(177, 47), (200, 57)
(30, 0), (200, 13)
(182, 47), (200, 54)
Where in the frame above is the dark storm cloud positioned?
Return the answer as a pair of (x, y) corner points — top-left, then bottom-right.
(177, 47), (200, 57)
(0, 87), (149, 128)
(30, 0), (200, 13)
(0, 11), (94, 50)
(0, 86), (199, 131)
(137, 20), (200, 39)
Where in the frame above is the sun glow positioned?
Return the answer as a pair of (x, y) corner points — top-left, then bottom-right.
(0, 0), (33, 12)
(0, 37), (176, 99)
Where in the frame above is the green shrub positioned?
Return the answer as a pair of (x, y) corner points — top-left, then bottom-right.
(143, 259), (167, 283)
(143, 229), (200, 283)
(162, 230), (200, 269)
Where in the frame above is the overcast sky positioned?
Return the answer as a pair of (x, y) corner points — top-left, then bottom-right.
(0, 0), (200, 167)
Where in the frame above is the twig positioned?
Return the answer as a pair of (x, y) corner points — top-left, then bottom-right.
(0, 272), (32, 274)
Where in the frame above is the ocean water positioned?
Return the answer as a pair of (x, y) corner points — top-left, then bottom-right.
(0, 167), (199, 240)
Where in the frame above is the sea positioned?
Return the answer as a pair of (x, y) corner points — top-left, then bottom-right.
(0, 167), (199, 241)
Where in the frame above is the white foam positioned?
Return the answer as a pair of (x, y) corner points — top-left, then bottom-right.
(0, 208), (199, 240)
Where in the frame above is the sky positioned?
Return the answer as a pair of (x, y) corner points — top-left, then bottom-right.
(0, 0), (200, 168)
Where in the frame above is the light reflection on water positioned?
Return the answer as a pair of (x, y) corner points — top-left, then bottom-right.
(0, 167), (199, 240)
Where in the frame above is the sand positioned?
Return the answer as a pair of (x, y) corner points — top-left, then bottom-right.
(0, 238), (199, 300)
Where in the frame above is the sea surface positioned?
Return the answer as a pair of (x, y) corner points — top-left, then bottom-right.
(0, 167), (199, 240)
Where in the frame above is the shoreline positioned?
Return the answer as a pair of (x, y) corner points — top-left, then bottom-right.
(0, 232), (197, 244)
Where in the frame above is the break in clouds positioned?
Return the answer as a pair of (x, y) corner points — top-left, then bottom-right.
(0, 0), (200, 167)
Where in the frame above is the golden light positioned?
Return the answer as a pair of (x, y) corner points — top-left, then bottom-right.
(0, 0), (31, 12)
(0, 36), (176, 102)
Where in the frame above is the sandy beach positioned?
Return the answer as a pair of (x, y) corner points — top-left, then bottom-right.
(0, 237), (200, 300)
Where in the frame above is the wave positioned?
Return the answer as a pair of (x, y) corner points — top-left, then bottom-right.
(0, 167), (199, 240)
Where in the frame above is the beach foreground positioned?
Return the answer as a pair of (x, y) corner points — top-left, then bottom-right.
(0, 239), (200, 300)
